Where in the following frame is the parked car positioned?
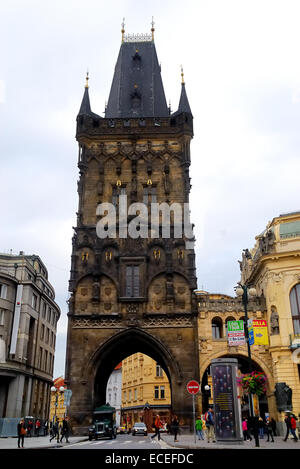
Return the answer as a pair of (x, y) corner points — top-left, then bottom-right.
(132, 422), (147, 436)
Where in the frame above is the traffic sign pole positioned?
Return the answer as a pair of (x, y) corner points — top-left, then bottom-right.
(186, 380), (200, 444)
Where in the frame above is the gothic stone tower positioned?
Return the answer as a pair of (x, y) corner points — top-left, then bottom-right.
(65, 28), (199, 434)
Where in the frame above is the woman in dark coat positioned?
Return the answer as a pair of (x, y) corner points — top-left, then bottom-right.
(17, 419), (26, 448)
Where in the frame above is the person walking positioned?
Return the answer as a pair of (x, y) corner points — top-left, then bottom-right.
(60, 417), (71, 443)
(242, 418), (252, 441)
(50, 420), (59, 442)
(27, 419), (33, 437)
(249, 416), (260, 448)
(258, 417), (265, 439)
(17, 419), (26, 448)
(266, 417), (274, 442)
(283, 413), (292, 441)
(195, 416), (204, 440)
(205, 407), (215, 443)
(171, 415), (179, 442)
(151, 414), (162, 441)
(270, 417), (277, 436)
(35, 419), (41, 437)
(290, 415), (298, 442)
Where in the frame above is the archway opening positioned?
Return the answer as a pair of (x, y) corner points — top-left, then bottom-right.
(201, 354), (269, 418)
(105, 353), (171, 432)
(93, 330), (174, 433)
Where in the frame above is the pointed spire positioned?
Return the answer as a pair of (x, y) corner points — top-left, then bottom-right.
(151, 17), (155, 41)
(78, 72), (101, 118)
(121, 18), (125, 43)
(172, 66), (192, 117)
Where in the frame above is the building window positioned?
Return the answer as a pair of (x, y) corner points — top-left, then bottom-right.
(290, 283), (300, 335)
(134, 388), (137, 401)
(0, 309), (5, 325)
(212, 317), (223, 339)
(125, 265), (140, 297)
(0, 284), (7, 300)
(128, 390), (132, 401)
(154, 385), (165, 399)
(156, 364), (163, 377)
(32, 293), (38, 310)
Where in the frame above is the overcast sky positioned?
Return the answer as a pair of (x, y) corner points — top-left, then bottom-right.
(1, 0), (300, 378)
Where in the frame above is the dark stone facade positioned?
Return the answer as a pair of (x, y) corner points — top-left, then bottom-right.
(65, 39), (199, 434)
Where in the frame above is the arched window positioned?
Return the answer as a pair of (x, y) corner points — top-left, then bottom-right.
(290, 284), (300, 335)
(212, 317), (223, 339)
(225, 317), (236, 336)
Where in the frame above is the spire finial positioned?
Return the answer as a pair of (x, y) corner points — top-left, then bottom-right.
(181, 65), (185, 85)
(121, 18), (125, 43)
(151, 16), (155, 41)
(85, 70), (89, 89)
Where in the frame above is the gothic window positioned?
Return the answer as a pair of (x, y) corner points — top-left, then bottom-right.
(125, 265), (140, 297)
(143, 185), (157, 205)
(290, 283), (300, 335)
(112, 185), (126, 207)
(211, 317), (223, 339)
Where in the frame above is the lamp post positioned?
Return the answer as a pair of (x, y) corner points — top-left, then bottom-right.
(235, 284), (257, 418)
(51, 385), (65, 423)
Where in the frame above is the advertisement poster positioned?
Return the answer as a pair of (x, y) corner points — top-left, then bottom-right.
(248, 319), (269, 345)
(212, 364), (237, 440)
(227, 320), (245, 346)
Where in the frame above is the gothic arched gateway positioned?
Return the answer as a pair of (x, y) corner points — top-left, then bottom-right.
(65, 29), (199, 435)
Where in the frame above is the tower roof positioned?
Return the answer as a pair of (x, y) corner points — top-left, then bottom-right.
(172, 67), (192, 118)
(105, 40), (169, 118)
(78, 74), (101, 119)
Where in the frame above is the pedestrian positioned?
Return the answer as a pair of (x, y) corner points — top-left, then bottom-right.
(50, 421), (59, 442)
(290, 415), (298, 442)
(258, 417), (265, 439)
(60, 417), (71, 443)
(249, 416), (260, 447)
(204, 407), (215, 443)
(171, 415), (179, 442)
(44, 420), (49, 436)
(27, 419), (33, 437)
(283, 413), (292, 441)
(270, 417), (277, 436)
(151, 414), (162, 441)
(35, 419), (41, 436)
(17, 419), (26, 448)
(266, 417), (274, 442)
(242, 418), (252, 441)
(195, 416), (204, 440)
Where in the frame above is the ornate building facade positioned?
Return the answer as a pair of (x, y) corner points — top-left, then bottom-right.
(197, 211), (300, 427)
(0, 252), (60, 422)
(65, 26), (199, 434)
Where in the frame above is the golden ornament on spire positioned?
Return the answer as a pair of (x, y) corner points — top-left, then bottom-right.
(181, 65), (185, 85)
(151, 16), (155, 41)
(121, 18), (125, 43)
(85, 70), (89, 89)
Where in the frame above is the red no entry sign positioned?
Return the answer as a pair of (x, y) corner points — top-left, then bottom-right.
(186, 380), (200, 394)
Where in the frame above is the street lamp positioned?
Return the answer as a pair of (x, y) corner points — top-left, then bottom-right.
(51, 386), (65, 423)
(235, 284), (257, 417)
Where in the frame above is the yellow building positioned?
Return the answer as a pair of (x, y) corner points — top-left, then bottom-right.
(240, 211), (300, 419)
(197, 211), (300, 430)
(121, 353), (171, 430)
(49, 377), (66, 424)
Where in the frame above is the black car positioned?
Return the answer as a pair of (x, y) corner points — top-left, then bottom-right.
(132, 422), (147, 436)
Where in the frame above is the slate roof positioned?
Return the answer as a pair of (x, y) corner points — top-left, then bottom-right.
(172, 82), (193, 117)
(78, 86), (101, 119)
(105, 41), (169, 118)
